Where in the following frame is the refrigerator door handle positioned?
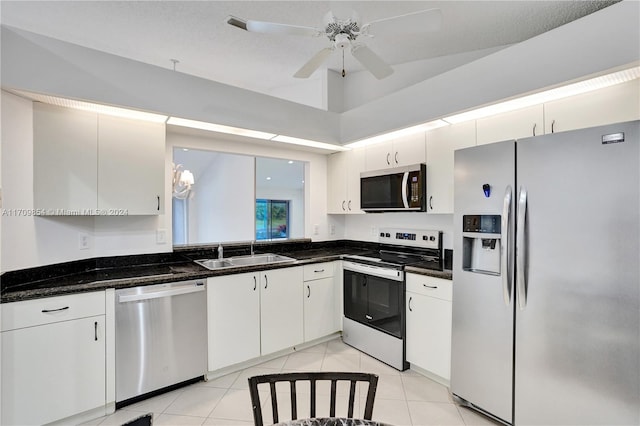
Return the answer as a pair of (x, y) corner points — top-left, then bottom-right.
(516, 186), (528, 310)
(501, 186), (512, 306)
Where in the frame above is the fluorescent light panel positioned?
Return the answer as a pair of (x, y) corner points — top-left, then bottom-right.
(270, 135), (349, 151)
(11, 90), (168, 123)
(344, 119), (449, 148)
(167, 117), (277, 140)
(443, 66), (640, 124)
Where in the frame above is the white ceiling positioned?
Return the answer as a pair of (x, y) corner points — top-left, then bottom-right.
(0, 1), (619, 109)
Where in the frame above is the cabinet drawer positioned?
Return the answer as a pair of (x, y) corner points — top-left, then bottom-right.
(303, 262), (334, 281)
(406, 274), (452, 301)
(1, 291), (105, 332)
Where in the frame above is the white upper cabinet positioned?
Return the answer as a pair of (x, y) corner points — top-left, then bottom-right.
(476, 105), (544, 146)
(33, 103), (165, 215)
(98, 115), (165, 215)
(33, 103), (98, 212)
(543, 79), (640, 134)
(425, 121), (476, 214)
(327, 148), (364, 214)
(364, 133), (426, 171)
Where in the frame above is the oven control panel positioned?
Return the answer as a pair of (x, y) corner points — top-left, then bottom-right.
(379, 228), (442, 250)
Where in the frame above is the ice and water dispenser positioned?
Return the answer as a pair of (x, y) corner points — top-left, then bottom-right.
(462, 214), (501, 275)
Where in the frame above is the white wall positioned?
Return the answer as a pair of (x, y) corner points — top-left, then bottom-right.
(343, 213), (454, 250)
(0, 91), (171, 272)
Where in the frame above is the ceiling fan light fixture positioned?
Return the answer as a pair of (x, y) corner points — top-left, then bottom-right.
(334, 33), (351, 49)
(226, 15), (247, 31)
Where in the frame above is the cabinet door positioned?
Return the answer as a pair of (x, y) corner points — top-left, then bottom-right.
(345, 148), (364, 214)
(476, 105), (543, 146)
(304, 277), (336, 342)
(406, 292), (452, 381)
(33, 103), (98, 212)
(98, 115), (165, 215)
(207, 274), (260, 370)
(393, 133), (426, 167)
(327, 151), (348, 214)
(1, 316), (106, 425)
(544, 79), (640, 134)
(364, 141), (393, 171)
(260, 267), (303, 355)
(426, 121), (476, 214)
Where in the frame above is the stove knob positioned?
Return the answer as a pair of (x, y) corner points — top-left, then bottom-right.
(385, 233), (391, 238)
(429, 236), (436, 241)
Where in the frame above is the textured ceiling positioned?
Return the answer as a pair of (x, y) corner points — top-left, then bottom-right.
(0, 1), (619, 107)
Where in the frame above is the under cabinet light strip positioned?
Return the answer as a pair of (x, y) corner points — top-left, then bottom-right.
(344, 119), (449, 149)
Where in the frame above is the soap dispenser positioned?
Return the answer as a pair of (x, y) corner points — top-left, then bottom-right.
(218, 244), (223, 260)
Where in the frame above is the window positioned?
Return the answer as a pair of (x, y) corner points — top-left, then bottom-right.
(256, 199), (289, 241)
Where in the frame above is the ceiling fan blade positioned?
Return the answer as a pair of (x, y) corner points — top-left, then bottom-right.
(351, 45), (394, 79)
(226, 15), (321, 37)
(293, 47), (334, 78)
(363, 8), (442, 34)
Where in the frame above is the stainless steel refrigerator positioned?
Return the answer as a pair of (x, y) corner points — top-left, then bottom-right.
(451, 121), (639, 425)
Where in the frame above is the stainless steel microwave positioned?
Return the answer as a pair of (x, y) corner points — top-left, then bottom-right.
(360, 163), (426, 212)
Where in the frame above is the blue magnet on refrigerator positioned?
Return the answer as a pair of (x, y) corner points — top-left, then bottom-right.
(482, 184), (491, 198)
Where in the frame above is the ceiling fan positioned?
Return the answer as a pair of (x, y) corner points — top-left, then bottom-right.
(226, 8), (442, 80)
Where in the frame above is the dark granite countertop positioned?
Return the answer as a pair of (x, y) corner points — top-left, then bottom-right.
(1, 240), (451, 303)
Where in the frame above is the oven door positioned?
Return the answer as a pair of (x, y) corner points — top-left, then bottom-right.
(343, 261), (404, 338)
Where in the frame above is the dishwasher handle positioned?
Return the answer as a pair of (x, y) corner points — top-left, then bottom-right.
(118, 282), (205, 303)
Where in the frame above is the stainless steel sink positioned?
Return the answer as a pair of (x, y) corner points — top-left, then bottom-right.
(194, 253), (295, 270)
(227, 253), (296, 266)
(194, 259), (234, 270)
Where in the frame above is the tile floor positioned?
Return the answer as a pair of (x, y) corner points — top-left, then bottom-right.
(83, 338), (501, 426)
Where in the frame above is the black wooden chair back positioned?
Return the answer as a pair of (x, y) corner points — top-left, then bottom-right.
(247, 371), (379, 426)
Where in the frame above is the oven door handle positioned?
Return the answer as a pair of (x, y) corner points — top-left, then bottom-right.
(343, 261), (404, 282)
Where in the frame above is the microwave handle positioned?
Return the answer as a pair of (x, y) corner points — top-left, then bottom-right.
(401, 172), (409, 208)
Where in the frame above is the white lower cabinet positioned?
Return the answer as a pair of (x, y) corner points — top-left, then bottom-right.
(207, 266), (304, 371)
(405, 273), (452, 382)
(260, 267), (304, 355)
(207, 272), (261, 371)
(303, 262), (337, 342)
(1, 292), (107, 425)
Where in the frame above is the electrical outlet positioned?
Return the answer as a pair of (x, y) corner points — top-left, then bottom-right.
(313, 224), (320, 235)
(371, 227), (377, 236)
(330, 224), (336, 235)
(156, 229), (167, 244)
(78, 233), (90, 250)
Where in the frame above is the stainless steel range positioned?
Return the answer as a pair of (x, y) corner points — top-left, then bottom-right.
(342, 228), (442, 370)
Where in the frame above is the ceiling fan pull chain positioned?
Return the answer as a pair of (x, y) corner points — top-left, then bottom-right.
(342, 50), (346, 78)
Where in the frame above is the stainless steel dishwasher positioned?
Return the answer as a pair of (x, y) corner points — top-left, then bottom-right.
(115, 279), (207, 405)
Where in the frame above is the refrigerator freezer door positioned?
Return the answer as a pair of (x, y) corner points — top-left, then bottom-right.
(515, 121), (639, 425)
(452, 140), (516, 424)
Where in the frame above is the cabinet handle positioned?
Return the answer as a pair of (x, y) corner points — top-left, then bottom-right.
(94, 321), (98, 341)
(314, 269), (325, 273)
(423, 284), (438, 289)
(533, 123), (537, 136)
(342, 200), (346, 211)
(157, 195), (160, 211)
(395, 152), (399, 164)
(42, 306), (69, 313)
(253, 276), (257, 291)
(551, 120), (556, 133)
(348, 200), (352, 211)
(307, 285), (311, 298)
(264, 275), (268, 289)
(386, 153), (390, 165)
(408, 296), (413, 312)
(429, 196), (433, 210)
